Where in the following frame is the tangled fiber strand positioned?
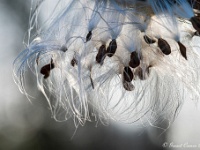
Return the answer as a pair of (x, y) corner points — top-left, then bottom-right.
(13, 0), (200, 126)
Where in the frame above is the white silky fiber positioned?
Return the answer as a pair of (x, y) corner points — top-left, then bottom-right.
(13, 0), (200, 126)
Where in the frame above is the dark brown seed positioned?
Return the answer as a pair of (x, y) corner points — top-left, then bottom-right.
(197, 13), (200, 16)
(123, 81), (134, 91)
(90, 75), (94, 89)
(136, 67), (145, 80)
(194, 0), (200, 10)
(190, 16), (200, 32)
(146, 65), (151, 75)
(129, 51), (140, 68)
(86, 31), (92, 42)
(36, 54), (40, 65)
(194, 31), (200, 36)
(188, 0), (200, 10)
(177, 41), (187, 60)
(107, 39), (117, 57)
(123, 66), (133, 82)
(135, 66), (152, 80)
(158, 38), (171, 55)
(60, 46), (68, 52)
(96, 45), (107, 64)
(71, 58), (77, 67)
(143, 35), (156, 44)
(40, 59), (55, 79)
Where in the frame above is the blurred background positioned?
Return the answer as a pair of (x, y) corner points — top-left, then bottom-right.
(0, 0), (200, 150)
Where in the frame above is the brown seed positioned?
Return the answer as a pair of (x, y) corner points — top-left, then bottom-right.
(60, 46), (68, 52)
(123, 81), (134, 91)
(136, 67), (145, 80)
(71, 58), (77, 67)
(40, 59), (55, 79)
(146, 65), (151, 75)
(194, 31), (200, 36)
(129, 51), (140, 68)
(96, 45), (107, 64)
(90, 75), (94, 89)
(36, 54), (40, 65)
(107, 39), (117, 57)
(86, 31), (92, 42)
(158, 38), (171, 55)
(190, 16), (200, 32)
(123, 66), (133, 82)
(189, 0), (200, 11)
(135, 66), (151, 80)
(197, 13), (200, 16)
(177, 41), (187, 60)
(143, 35), (156, 44)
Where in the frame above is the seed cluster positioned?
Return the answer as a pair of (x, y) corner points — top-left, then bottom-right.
(13, 0), (200, 125)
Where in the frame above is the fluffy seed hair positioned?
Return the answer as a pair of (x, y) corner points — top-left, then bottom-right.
(13, 0), (200, 126)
